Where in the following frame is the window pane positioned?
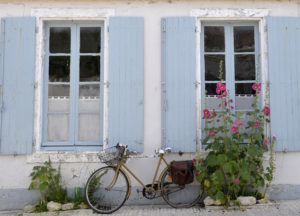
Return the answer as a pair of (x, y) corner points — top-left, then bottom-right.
(80, 56), (100, 82)
(205, 83), (218, 95)
(204, 26), (225, 52)
(49, 56), (70, 82)
(48, 85), (69, 112)
(205, 95), (221, 110)
(78, 114), (100, 141)
(50, 27), (70, 53)
(235, 95), (255, 110)
(79, 84), (100, 97)
(79, 84), (100, 112)
(234, 26), (255, 52)
(235, 83), (255, 95)
(235, 55), (255, 81)
(48, 114), (69, 141)
(80, 27), (101, 53)
(205, 55), (225, 81)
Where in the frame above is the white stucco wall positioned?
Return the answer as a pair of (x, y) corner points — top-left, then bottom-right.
(0, 0), (300, 195)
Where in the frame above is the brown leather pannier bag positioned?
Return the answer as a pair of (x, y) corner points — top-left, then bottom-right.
(170, 160), (194, 185)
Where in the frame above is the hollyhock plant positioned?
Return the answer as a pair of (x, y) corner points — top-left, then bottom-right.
(209, 130), (215, 137)
(196, 60), (276, 206)
(254, 121), (260, 128)
(264, 106), (270, 116)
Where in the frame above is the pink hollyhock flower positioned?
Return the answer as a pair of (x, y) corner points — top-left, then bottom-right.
(231, 106), (234, 110)
(235, 179), (239, 184)
(240, 121), (244, 126)
(224, 101), (228, 107)
(219, 83), (226, 91)
(223, 91), (228, 97)
(231, 126), (237, 133)
(196, 171), (201, 176)
(234, 119), (240, 126)
(193, 158), (197, 163)
(264, 140), (268, 146)
(252, 83), (258, 91)
(209, 130), (215, 137)
(264, 106), (270, 116)
(254, 121), (260, 128)
(217, 82), (221, 88)
(216, 89), (221, 94)
(203, 109), (210, 116)
(212, 112), (217, 117)
(205, 115), (210, 119)
(230, 99), (233, 103)
(258, 83), (262, 92)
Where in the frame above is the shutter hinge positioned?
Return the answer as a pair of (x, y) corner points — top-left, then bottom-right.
(194, 81), (200, 87)
(104, 81), (110, 88)
(33, 82), (38, 89)
(162, 20), (166, 32)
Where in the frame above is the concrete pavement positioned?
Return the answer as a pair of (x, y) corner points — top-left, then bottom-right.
(1, 200), (300, 216)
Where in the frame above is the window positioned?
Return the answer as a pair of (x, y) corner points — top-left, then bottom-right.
(201, 22), (260, 133)
(43, 22), (104, 149)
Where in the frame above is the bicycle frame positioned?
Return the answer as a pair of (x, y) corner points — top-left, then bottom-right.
(105, 148), (170, 200)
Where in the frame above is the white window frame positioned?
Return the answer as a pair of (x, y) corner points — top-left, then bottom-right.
(190, 8), (270, 151)
(28, 8), (114, 162)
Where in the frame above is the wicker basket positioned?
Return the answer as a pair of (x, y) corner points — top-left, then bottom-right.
(98, 146), (126, 165)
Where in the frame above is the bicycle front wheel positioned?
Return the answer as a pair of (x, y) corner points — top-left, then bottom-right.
(160, 168), (204, 208)
(85, 166), (129, 214)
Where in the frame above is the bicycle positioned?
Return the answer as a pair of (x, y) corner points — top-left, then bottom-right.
(85, 144), (204, 214)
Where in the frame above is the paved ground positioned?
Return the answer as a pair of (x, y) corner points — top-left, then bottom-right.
(1, 200), (300, 216)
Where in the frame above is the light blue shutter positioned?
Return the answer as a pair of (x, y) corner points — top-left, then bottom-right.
(268, 16), (300, 151)
(108, 17), (143, 152)
(0, 17), (36, 154)
(161, 17), (196, 152)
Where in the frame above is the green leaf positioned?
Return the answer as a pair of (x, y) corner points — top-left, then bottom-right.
(206, 154), (217, 167)
(38, 182), (48, 192)
(39, 173), (49, 183)
(28, 182), (36, 190)
(217, 154), (227, 164)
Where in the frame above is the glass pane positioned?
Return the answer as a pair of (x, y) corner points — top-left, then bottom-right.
(205, 95), (222, 110)
(79, 85), (100, 112)
(204, 26), (225, 52)
(235, 83), (255, 95)
(235, 55), (255, 81)
(236, 112), (252, 134)
(79, 84), (100, 97)
(205, 83), (218, 95)
(48, 85), (69, 112)
(234, 26), (255, 52)
(49, 56), (70, 82)
(50, 27), (70, 53)
(79, 98), (100, 112)
(205, 55), (225, 81)
(235, 95), (255, 110)
(78, 114), (100, 141)
(80, 27), (101, 53)
(80, 56), (100, 82)
(47, 114), (69, 141)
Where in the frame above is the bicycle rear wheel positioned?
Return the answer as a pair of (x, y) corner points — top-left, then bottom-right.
(85, 166), (129, 214)
(160, 168), (204, 208)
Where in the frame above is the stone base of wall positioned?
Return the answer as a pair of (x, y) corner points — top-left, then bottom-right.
(1, 185), (300, 211)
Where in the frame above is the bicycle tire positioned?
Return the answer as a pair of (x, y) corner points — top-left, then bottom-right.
(85, 166), (129, 214)
(160, 168), (204, 208)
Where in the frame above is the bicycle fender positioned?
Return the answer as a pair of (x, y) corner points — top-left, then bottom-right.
(157, 166), (169, 190)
